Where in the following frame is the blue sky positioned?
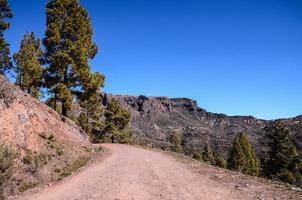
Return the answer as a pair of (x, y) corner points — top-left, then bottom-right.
(5, 0), (302, 120)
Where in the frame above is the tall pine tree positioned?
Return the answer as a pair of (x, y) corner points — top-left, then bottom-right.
(264, 122), (302, 186)
(43, 0), (102, 116)
(13, 32), (43, 98)
(227, 132), (260, 176)
(0, 0), (13, 75)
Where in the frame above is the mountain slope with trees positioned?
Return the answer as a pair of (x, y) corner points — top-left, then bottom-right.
(1, 0), (301, 198)
(107, 94), (302, 156)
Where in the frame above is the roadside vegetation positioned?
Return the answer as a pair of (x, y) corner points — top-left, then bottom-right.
(189, 122), (302, 188)
(167, 121), (302, 188)
(1, 0), (131, 196)
(0, 145), (18, 200)
(263, 122), (302, 186)
(55, 156), (90, 181)
(192, 144), (227, 169)
(170, 131), (183, 153)
(227, 132), (260, 176)
(1, 0), (301, 196)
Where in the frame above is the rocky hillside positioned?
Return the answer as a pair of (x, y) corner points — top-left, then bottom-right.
(0, 75), (93, 198)
(103, 93), (302, 157)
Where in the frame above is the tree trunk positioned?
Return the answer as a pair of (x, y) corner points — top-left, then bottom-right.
(53, 94), (57, 112)
(19, 75), (23, 90)
(62, 100), (67, 116)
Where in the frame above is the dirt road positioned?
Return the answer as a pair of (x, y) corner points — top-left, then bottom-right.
(17, 144), (301, 200)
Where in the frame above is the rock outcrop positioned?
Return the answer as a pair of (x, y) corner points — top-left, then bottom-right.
(103, 93), (302, 157)
(0, 75), (92, 198)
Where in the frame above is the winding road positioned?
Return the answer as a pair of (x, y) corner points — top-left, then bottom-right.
(17, 144), (300, 200)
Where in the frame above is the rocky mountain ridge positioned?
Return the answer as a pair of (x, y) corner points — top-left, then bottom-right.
(103, 93), (302, 157)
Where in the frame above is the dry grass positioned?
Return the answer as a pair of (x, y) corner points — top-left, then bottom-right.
(18, 181), (39, 193)
(56, 156), (91, 181)
(0, 145), (18, 199)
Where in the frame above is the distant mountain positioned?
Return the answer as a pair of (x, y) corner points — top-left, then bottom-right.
(103, 93), (302, 158)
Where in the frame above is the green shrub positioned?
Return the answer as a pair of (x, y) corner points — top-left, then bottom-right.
(213, 150), (227, 168)
(30, 153), (48, 173)
(0, 80), (16, 106)
(47, 134), (55, 142)
(22, 154), (33, 165)
(19, 181), (38, 193)
(0, 145), (18, 198)
(114, 129), (132, 144)
(0, 145), (18, 174)
(278, 169), (295, 184)
(44, 134), (64, 157)
(100, 136), (111, 143)
(192, 151), (202, 161)
(193, 145), (227, 169)
(202, 144), (215, 164)
(56, 147), (64, 156)
(57, 157), (90, 181)
(170, 131), (183, 153)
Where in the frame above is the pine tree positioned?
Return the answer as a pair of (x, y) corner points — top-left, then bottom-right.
(13, 32), (43, 98)
(193, 145), (226, 168)
(77, 73), (105, 141)
(0, 0), (13, 74)
(264, 121), (302, 185)
(43, 0), (101, 116)
(170, 131), (183, 153)
(77, 112), (92, 135)
(227, 132), (261, 176)
(79, 73), (105, 121)
(103, 98), (131, 144)
(213, 150), (227, 168)
(202, 144), (215, 164)
(192, 150), (202, 161)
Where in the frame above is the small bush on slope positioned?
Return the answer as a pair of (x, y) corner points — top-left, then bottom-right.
(56, 156), (90, 181)
(0, 145), (18, 199)
(0, 76), (16, 106)
(202, 144), (215, 164)
(170, 131), (183, 153)
(192, 145), (226, 168)
(192, 150), (202, 161)
(213, 150), (227, 169)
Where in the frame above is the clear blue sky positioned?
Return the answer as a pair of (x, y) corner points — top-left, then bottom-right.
(5, 0), (302, 120)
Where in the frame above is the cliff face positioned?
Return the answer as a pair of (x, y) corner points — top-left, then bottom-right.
(103, 93), (302, 157)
